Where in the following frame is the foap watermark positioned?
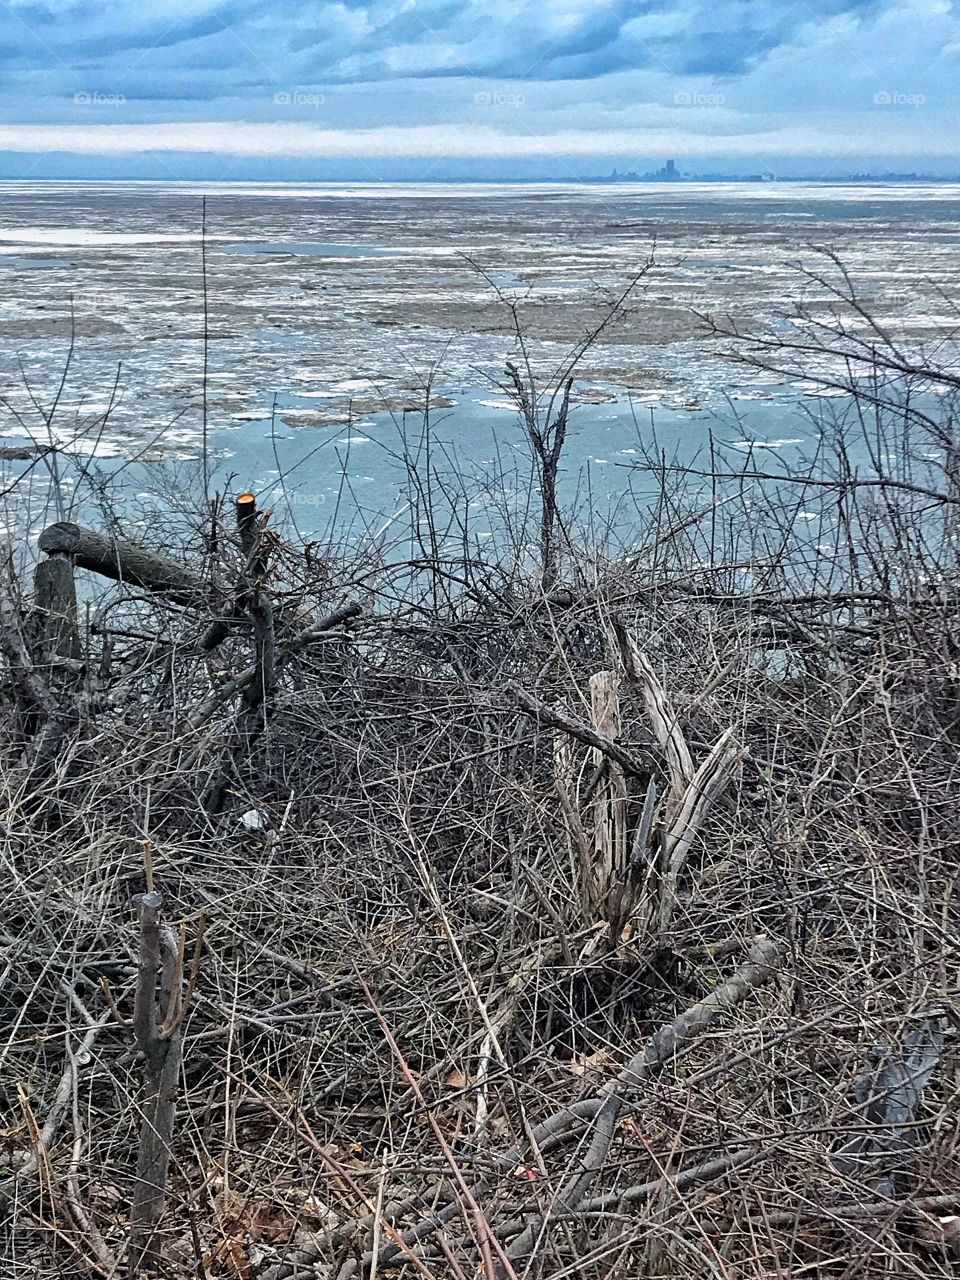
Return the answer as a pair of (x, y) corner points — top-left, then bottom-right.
(75, 287), (120, 314)
(674, 89), (725, 107)
(474, 89), (526, 109)
(873, 90), (925, 107)
(288, 491), (327, 508)
(74, 90), (125, 108)
(883, 281), (913, 309)
(274, 88), (326, 109)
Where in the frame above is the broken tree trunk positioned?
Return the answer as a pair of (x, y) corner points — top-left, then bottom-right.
(198, 492), (269, 653)
(39, 521), (205, 606)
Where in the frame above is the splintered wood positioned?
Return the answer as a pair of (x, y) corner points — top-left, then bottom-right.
(551, 628), (742, 947)
(590, 668), (628, 917)
(554, 668), (633, 942)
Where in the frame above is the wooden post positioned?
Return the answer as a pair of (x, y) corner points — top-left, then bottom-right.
(129, 891), (183, 1276)
(33, 552), (81, 662)
(589, 669), (628, 936)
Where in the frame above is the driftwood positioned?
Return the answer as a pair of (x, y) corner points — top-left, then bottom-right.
(39, 521), (205, 605)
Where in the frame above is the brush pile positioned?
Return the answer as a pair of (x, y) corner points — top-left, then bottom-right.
(2, 296), (960, 1278)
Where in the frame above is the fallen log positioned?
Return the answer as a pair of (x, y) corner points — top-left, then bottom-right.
(38, 521), (206, 606)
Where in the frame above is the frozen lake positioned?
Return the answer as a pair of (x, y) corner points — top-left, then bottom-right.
(0, 180), (958, 546)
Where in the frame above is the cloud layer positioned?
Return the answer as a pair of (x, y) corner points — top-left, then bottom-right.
(0, 0), (956, 176)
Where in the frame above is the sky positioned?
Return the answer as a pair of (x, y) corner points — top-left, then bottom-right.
(0, 0), (957, 180)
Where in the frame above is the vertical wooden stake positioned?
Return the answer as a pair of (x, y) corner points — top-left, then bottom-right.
(589, 670), (628, 935)
(33, 551), (81, 662)
(129, 891), (183, 1276)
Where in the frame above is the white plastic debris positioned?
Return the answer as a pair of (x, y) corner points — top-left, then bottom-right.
(240, 809), (269, 833)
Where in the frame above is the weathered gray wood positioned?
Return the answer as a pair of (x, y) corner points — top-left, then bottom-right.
(504, 678), (654, 779)
(39, 521), (205, 605)
(33, 554), (81, 661)
(614, 621), (694, 800)
(505, 937), (782, 1264)
(0, 590), (79, 782)
(129, 891), (183, 1275)
(589, 669), (627, 918)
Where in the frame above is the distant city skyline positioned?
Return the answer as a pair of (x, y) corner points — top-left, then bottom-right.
(0, 0), (956, 181)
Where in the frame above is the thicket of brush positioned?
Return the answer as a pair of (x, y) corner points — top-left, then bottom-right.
(2, 261), (960, 1279)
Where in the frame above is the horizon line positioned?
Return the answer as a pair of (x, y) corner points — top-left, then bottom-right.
(1, 173), (960, 185)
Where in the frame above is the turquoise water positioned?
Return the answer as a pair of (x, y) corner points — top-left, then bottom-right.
(0, 182), (953, 558)
(0, 374), (938, 593)
(183, 385), (854, 547)
(0, 255), (75, 269)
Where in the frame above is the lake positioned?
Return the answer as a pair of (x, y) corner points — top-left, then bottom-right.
(0, 180), (957, 551)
